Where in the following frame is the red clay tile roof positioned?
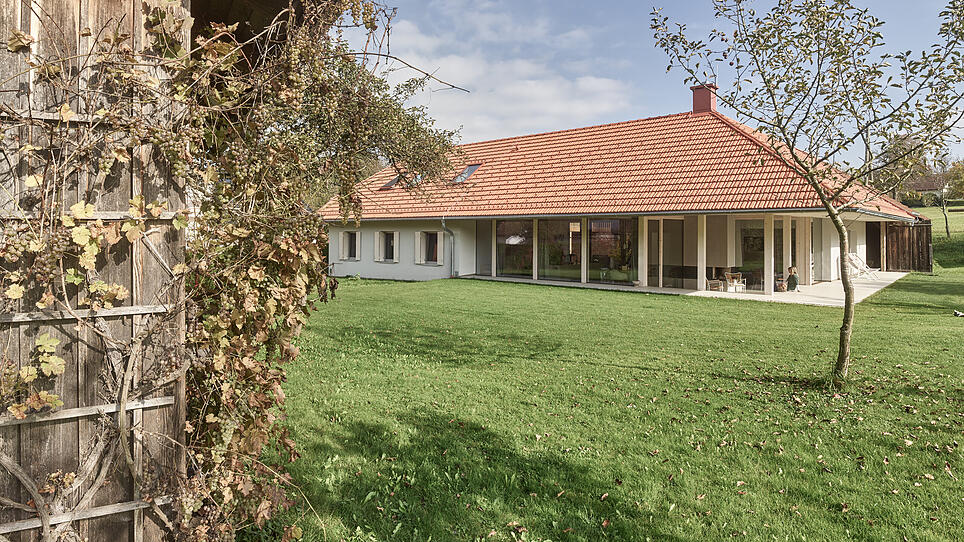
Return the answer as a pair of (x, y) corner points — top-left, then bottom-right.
(320, 110), (918, 222)
(906, 174), (946, 192)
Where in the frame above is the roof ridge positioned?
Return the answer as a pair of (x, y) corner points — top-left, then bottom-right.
(457, 111), (696, 148)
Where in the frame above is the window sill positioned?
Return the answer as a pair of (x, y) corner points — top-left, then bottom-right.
(375, 260), (399, 264)
(416, 262), (442, 267)
(339, 258), (360, 262)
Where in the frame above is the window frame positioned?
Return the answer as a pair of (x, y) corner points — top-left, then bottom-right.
(375, 231), (400, 263)
(415, 230), (444, 266)
(339, 230), (361, 261)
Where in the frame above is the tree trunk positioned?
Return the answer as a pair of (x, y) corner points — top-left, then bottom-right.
(941, 198), (951, 238)
(829, 213), (854, 389)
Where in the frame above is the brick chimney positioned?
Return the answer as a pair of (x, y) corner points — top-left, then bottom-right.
(691, 83), (718, 114)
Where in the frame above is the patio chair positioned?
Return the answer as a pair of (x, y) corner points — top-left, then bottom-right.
(724, 272), (746, 292)
(846, 253), (879, 280)
(706, 278), (724, 291)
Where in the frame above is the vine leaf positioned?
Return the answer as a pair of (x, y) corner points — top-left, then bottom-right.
(69, 201), (95, 219)
(4, 283), (24, 299)
(7, 29), (34, 52)
(40, 355), (66, 377)
(58, 102), (75, 122)
(35, 333), (60, 353)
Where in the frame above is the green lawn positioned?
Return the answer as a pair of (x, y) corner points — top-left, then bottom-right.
(277, 211), (964, 541)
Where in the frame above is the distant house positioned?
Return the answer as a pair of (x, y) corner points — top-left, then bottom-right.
(904, 174), (947, 200)
(320, 85), (924, 295)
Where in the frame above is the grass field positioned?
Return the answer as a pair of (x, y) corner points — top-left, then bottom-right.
(276, 209), (963, 541)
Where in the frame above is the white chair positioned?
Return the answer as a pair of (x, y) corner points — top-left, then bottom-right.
(847, 253), (879, 280)
(724, 272), (746, 292)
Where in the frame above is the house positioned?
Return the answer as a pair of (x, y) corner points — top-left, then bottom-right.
(320, 84), (925, 295)
(904, 174), (948, 201)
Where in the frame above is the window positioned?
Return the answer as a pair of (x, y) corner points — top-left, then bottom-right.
(452, 164), (481, 183)
(379, 176), (401, 190)
(416, 231), (443, 265)
(496, 220), (533, 277)
(339, 231), (360, 260)
(588, 218), (637, 285)
(538, 219), (581, 281)
(375, 231), (399, 262)
(381, 173), (422, 190)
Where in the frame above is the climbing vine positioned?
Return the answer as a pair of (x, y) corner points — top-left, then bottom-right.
(0, 0), (454, 540)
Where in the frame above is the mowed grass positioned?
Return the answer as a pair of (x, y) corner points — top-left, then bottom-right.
(280, 211), (964, 541)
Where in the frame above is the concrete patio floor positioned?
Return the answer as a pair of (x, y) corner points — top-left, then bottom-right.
(464, 271), (907, 308)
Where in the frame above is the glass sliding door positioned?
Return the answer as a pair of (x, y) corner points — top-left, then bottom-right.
(588, 218), (637, 284)
(538, 219), (582, 281)
(736, 219), (765, 291)
(647, 219), (660, 286)
(496, 220), (533, 277)
(661, 219), (684, 288)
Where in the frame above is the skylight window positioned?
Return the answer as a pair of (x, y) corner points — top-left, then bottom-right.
(379, 173), (424, 190)
(452, 164), (481, 183)
(379, 176), (401, 190)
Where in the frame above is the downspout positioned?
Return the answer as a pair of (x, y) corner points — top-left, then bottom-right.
(441, 217), (456, 278)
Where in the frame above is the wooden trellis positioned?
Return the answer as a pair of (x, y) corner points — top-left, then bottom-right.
(0, 1), (188, 540)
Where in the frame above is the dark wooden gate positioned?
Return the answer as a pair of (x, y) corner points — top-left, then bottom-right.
(886, 220), (933, 273)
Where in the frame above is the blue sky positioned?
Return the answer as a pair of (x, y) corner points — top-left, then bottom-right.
(372, 0), (960, 154)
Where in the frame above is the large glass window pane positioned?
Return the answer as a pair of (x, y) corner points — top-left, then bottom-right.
(538, 220), (582, 281)
(647, 219), (659, 286)
(662, 219), (684, 288)
(496, 220), (533, 277)
(588, 218), (637, 284)
(736, 219), (765, 291)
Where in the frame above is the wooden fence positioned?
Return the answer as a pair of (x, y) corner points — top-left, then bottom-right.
(1, 1), (188, 540)
(886, 220), (933, 273)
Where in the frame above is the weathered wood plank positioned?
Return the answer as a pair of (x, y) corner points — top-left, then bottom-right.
(0, 496), (172, 535)
(0, 304), (168, 324)
(0, 396), (175, 428)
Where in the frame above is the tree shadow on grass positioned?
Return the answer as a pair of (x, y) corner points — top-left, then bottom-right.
(292, 410), (688, 542)
(707, 371), (830, 393)
(863, 274), (964, 314)
(318, 322), (564, 367)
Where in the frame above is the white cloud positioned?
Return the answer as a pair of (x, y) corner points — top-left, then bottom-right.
(377, 12), (636, 143)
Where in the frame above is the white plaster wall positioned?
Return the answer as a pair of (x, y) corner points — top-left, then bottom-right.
(848, 221), (867, 264)
(328, 219), (477, 280)
(821, 218), (841, 281)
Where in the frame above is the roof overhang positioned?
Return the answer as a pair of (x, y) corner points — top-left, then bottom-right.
(323, 206), (918, 223)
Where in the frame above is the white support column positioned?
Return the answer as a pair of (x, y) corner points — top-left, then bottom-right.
(697, 215), (707, 291)
(880, 221), (888, 271)
(639, 218), (648, 287)
(794, 218), (806, 285)
(580, 218), (589, 283)
(803, 217), (813, 285)
(726, 215), (737, 267)
(532, 219), (539, 280)
(491, 220), (497, 278)
(764, 214), (774, 295)
(658, 218), (664, 288)
(782, 216), (793, 276)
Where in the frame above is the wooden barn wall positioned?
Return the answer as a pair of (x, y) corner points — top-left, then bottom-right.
(885, 221), (933, 273)
(0, 1), (188, 540)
